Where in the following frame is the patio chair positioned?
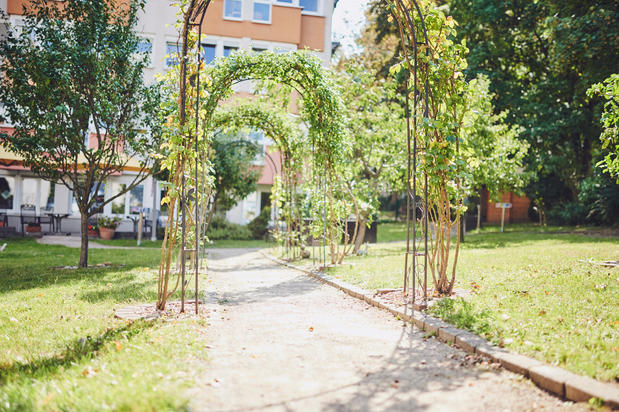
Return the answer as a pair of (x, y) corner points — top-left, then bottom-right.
(20, 204), (39, 233)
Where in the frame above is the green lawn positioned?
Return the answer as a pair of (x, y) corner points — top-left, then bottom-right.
(0, 238), (207, 411)
(328, 224), (619, 382)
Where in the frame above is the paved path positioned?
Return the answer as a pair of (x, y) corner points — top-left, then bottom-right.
(189, 249), (587, 412)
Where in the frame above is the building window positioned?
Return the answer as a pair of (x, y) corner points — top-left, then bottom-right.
(201, 43), (216, 64)
(223, 45), (239, 57)
(253, 1), (271, 23)
(72, 184), (105, 215)
(159, 187), (169, 216)
(252, 47), (267, 53)
(224, 0), (243, 19)
(136, 37), (153, 66)
(21, 178), (37, 207)
(109, 182), (127, 215)
(129, 185), (143, 214)
(91, 183), (105, 214)
(300, 0), (318, 13)
(166, 42), (180, 67)
(40, 181), (54, 212)
(0, 176), (15, 210)
(70, 193), (79, 215)
(276, 0), (293, 3)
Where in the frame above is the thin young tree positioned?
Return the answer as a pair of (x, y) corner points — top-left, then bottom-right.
(0, 0), (162, 267)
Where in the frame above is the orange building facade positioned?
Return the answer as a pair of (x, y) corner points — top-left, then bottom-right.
(0, 0), (336, 232)
(480, 188), (532, 224)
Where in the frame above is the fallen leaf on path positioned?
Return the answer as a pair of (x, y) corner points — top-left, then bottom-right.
(308, 326), (314, 332)
(114, 340), (123, 351)
(538, 310), (546, 316)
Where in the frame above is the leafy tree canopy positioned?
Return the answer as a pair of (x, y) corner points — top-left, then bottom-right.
(0, 0), (162, 267)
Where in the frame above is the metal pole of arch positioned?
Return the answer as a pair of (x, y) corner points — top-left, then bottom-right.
(391, 0), (431, 310)
(179, 0), (211, 314)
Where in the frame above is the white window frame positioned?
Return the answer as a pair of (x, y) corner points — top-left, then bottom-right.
(223, 43), (240, 58)
(201, 42), (217, 65)
(251, 42), (269, 53)
(223, 0), (243, 21)
(275, 0), (299, 6)
(165, 41), (182, 68)
(299, 0), (320, 15)
(252, 0), (272, 24)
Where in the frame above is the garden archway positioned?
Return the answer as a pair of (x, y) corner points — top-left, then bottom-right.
(157, 49), (347, 310)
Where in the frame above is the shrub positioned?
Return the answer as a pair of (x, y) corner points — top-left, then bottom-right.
(206, 215), (252, 240)
(578, 174), (619, 226)
(247, 207), (271, 240)
(547, 202), (587, 226)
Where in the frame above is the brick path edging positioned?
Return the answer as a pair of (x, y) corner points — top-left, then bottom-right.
(260, 251), (619, 409)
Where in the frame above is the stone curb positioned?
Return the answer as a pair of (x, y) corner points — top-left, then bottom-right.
(260, 251), (619, 409)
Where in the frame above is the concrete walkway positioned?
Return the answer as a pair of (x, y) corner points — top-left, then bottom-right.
(188, 249), (587, 411)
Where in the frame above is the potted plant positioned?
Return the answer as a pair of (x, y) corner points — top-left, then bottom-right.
(25, 222), (41, 234)
(87, 223), (99, 239)
(97, 216), (121, 240)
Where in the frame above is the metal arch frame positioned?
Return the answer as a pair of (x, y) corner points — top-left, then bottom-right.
(389, 0), (431, 309)
(178, 0), (211, 314)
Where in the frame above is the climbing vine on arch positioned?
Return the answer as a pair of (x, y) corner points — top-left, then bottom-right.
(156, 42), (348, 309)
(389, 0), (470, 296)
(210, 99), (305, 252)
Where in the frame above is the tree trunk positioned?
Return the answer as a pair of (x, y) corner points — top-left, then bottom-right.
(353, 216), (367, 254)
(79, 213), (89, 268)
(204, 193), (218, 233)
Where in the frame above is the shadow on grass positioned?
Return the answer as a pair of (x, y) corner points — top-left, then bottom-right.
(0, 320), (156, 384)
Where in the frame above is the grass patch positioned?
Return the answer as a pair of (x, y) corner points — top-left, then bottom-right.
(0, 238), (207, 411)
(94, 238), (162, 248)
(209, 239), (274, 249)
(327, 225), (619, 381)
(94, 238), (273, 249)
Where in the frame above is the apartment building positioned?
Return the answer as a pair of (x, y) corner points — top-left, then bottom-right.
(0, 0), (335, 234)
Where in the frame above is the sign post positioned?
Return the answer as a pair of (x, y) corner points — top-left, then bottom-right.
(137, 211), (143, 246)
(495, 203), (512, 232)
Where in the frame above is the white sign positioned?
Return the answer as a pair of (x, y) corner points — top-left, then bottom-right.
(495, 203), (512, 209)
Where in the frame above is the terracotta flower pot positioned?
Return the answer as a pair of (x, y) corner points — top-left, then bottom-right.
(26, 225), (41, 233)
(99, 227), (115, 240)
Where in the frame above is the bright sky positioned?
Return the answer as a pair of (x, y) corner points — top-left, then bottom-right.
(332, 0), (370, 56)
